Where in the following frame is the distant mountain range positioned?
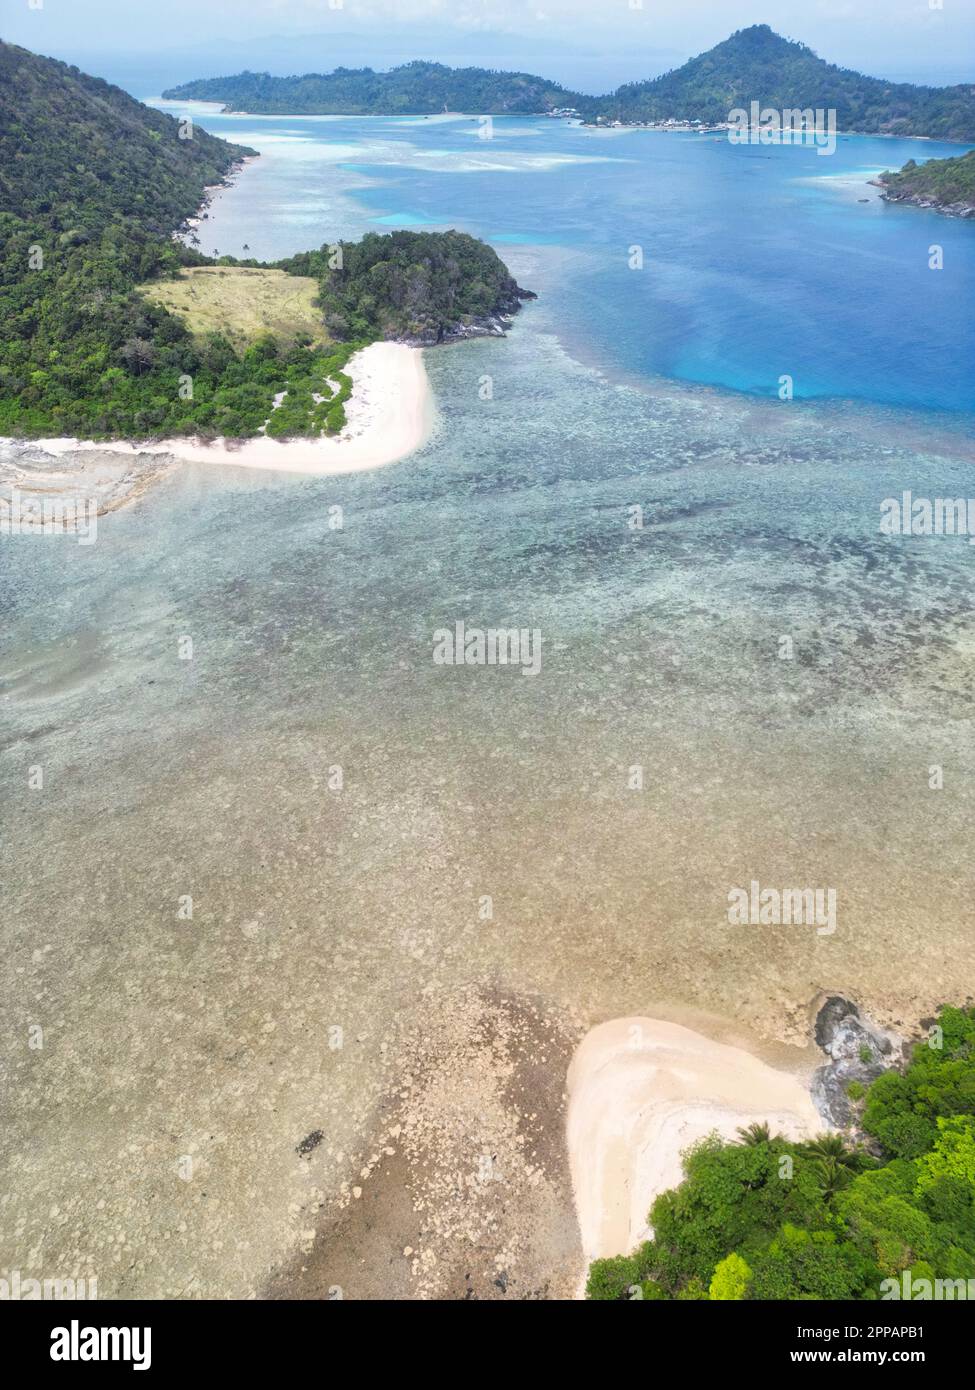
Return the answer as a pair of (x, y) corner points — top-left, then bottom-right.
(163, 25), (975, 141)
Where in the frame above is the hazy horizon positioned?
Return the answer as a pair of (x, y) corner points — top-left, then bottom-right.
(4, 0), (974, 97)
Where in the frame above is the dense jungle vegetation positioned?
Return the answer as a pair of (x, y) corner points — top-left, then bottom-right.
(880, 150), (975, 211)
(277, 231), (533, 345)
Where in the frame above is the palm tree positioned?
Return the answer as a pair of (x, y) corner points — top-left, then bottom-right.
(813, 1155), (854, 1202)
(737, 1122), (778, 1146)
(800, 1134), (858, 1170)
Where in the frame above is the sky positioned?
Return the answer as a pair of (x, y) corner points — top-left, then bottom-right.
(3, 0), (974, 93)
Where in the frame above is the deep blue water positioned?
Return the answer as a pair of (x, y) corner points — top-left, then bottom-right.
(168, 107), (975, 414)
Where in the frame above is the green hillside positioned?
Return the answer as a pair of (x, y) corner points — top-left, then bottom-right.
(0, 41), (253, 232)
(593, 27), (975, 140)
(278, 231), (535, 344)
(0, 40), (275, 439)
(162, 27), (975, 140)
(163, 60), (576, 116)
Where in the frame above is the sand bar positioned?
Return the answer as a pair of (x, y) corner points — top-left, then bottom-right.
(566, 1017), (823, 1270)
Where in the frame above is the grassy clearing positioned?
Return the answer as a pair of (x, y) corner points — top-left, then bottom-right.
(139, 266), (327, 349)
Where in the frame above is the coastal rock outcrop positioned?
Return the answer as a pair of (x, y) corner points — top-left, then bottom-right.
(874, 185), (975, 218)
(811, 996), (908, 1129)
(400, 303), (535, 347)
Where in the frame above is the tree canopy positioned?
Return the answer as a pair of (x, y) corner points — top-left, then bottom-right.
(277, 231), (533, 344)
(164, 61), (576, 117)
(586, 1006), (975, 1300)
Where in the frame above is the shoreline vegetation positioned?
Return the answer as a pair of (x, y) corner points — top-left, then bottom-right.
(874, 148), (975, 217)
(162, 25), (975, 142)
(1, 342), (434, 490)
(581, 1004), (975, 1301)
(0, 41), (531, 457)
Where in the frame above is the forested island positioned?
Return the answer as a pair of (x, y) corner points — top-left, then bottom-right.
(587, 1005), (975, 1301)
(163, 26), (975, 141)
(162, 61), (574, 117)
(0, 41), (532, 441)
(877, 149), (975, 217)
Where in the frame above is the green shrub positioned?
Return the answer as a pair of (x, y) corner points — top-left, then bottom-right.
(585, 1256), (644, 1301)
(325, 403), (346, 434)
(709, 1252), (751, 1300)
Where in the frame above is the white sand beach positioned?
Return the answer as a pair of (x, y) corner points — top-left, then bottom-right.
(566, 1018), (823, 1271)
(5, 342), (433, 485)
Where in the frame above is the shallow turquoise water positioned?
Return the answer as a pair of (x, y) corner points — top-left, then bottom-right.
(1, 101), (973, 1298)
(173, 108), (975, 413)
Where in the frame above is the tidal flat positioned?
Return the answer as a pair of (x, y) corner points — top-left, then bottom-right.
(1, 113), (973, 1298)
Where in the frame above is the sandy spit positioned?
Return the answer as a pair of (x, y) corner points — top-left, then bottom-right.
(5, 342), (434, 482)
(566, 1017), (823, 1272)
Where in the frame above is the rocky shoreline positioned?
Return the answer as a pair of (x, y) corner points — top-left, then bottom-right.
(871, 179), (975, 218)
(811, 995), (911, 1131)
(175, 153), (259, 247)
(0, 441), (179, 523)
(400, 287), (538, 348)
(880, 191), (975, 218)
(871, 151), (975, 219)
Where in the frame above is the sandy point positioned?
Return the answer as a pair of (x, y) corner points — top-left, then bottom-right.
(18, 342), (435, 480)
(566, 1017), (823, 1275)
